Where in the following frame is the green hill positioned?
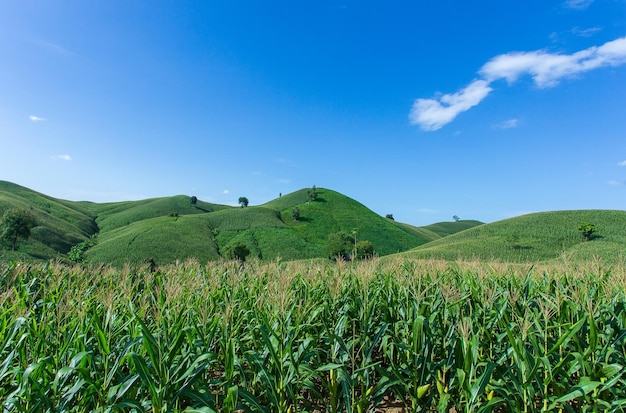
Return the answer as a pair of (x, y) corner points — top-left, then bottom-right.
(3, 181), (458, 265)
(264, 188), (433, 257)
(401, 210), (626, 263)
(0, 181), (97, 260)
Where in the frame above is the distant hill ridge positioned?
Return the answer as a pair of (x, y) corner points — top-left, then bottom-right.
(0, 180), (478, 265)
(3, 180), (622, 265)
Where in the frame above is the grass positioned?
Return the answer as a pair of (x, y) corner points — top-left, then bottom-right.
(404, 210), (626, 264)
(1, 257), (625, 412)
(85, 195), (229, 232)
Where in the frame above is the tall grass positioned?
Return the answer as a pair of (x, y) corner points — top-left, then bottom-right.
(1, 257), (625, 412)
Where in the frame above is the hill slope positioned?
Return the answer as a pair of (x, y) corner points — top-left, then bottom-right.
(401, 210), (626, 263)
(0, 181), (98, 260)
(3, 181), (471, 265)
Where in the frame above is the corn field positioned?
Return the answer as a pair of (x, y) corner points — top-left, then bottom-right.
(1, 257), (625, 412)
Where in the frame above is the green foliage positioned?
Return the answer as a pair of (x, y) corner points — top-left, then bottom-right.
(306, 185), (318, 202)
(291, 206), (300, 221)
(1, 259), (626, 411)
(327, 231), (352, 259)
(356, 240), (374, 258)
(68, 234), (98, 263)
(225, 241), (250, 261)
(238, 196), (249, 208)
(190, 196), (197, 205)
(577, 221), (596, 241)
(385, 213), (394, 220)
(0, 208), (36, 250)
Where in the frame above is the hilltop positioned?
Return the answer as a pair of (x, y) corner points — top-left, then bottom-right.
(0, 181), (478, 265)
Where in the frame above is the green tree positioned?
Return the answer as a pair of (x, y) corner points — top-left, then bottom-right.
(385, 214), (394, 220)
(577, 222), (596, 241)
(238, 196), (249, 208)
(307, 185), (318, 202)
(453, 215), (461, 222)
(190, 196), (198, 205)
(356, 240), (374, 259)
(0, 208), (36, 251)
(327, 231), (352, 259)
(292, 207), (300, 221)
(226, 241), (250, 262)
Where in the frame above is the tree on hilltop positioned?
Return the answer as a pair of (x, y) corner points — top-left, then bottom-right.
(307, 185), (318, 202)
(238, 197), (249, 208)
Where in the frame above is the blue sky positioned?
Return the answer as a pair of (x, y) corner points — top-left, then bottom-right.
(1, 1), (626, 226)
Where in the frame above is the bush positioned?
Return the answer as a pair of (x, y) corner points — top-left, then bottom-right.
(225, 241), (250, 262)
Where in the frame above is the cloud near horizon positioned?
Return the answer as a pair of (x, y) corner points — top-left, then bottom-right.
(410, 36), (626, 131)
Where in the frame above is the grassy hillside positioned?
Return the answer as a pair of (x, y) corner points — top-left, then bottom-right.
(266, 188), (431, 256)
(0, 182), (436, 265)
(87, 188), (432, 265)
(422, 220), (485, 238)
(16, 180), (621, 267)
(0, 181), (97, 260)
(85, 214), (221, 266)
(83, 195), (229, 232)
(402, 210), (626, 263)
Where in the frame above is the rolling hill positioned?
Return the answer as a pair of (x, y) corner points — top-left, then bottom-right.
(4, 180), (624, 266)
(400, 209), (626, 264)
(0, 181), (480, 265)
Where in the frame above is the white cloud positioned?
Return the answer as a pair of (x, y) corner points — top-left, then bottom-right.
(608, 180), (624, 186)
(618, 160), (626, 166)
(51, 154), (71, 161)
(409, 80), (492, 131)
(571, 27), (601, 37)
(481, 37), (626, 87)
(29, 115), (46, 122)
(492, 118), (520, 129)
(222, 189), (230, 194)
(410, 36), (626, 131)
(564, 0), (594, 10)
